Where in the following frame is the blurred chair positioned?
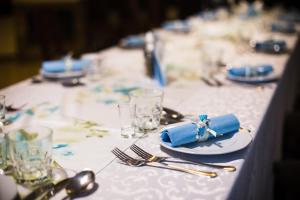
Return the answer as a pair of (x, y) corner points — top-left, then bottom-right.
(282, 112), (300, 159)
(273, 160), (300, 200)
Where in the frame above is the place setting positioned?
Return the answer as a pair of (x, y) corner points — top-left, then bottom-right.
(160, 113), (252, 155)
(31, 53), (96, 87)
(1, 1), (299, 199)
(0, 99), (99, 200)
(112, 86), (252, 179)
(0, 123), (99, 200)
(226, 64), (278, 84)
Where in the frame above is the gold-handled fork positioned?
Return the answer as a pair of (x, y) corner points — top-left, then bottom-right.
(111, 147), (217, 178)
(130, 144), (236, 172)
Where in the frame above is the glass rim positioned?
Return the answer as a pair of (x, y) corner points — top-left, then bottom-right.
(8, 125), (53, 142)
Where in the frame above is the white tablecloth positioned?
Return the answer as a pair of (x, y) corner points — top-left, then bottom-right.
(1, 12), (299, 200)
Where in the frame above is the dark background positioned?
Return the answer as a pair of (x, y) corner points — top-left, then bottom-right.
(0, 0), (299, 88)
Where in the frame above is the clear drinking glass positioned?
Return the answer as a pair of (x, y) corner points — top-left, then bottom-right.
(0, 131), (6, 169)
(129, 88), (164, 134)
(117, 103), (135, 138)
(0, 95), (6, 123)
(8, 125), (53, 186)
(0, 95), (6, 169)
(81, 54), (102, 81)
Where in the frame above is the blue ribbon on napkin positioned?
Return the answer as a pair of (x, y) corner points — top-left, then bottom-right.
(271, 23), (296, 34)
(228, 64), (273, 77)
(42, 59), (91, 73)
(120, 35), (145, 48)
(151, 50), (167, 87)
(161, 114), (240, 147)
(254, 39), (287, 53)
(162, 20), (190, 32)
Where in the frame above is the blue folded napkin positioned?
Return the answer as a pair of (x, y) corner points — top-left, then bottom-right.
(151, 50), (167, 87)
(240, 3), (259, 19)
(162, 20), (190, 32)
(228, 64), (273, 77)
(42, 59), (90, 73)
(271, 23), (296, 34)
(195, 11), (217, 21)
(279, 12), (300, 23)
(120, 35), (145, 48)
(254, 39), (287, 53)
(161, 114), (240, 147)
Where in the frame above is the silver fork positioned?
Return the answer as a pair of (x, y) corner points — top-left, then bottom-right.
(130, 144), (236, 172)
(111, 147), (217, 178)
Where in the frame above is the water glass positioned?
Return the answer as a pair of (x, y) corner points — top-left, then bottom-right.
(117, 103), (135, 138)
(0, 132), (6, 169)
(81, 54), (102, 81)
(0, 95), (5, 123)
(129, 88), (164, 133)
(8, 125), (53, 186)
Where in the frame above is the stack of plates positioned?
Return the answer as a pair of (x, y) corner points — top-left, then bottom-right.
(41, 59), (90, 80)
(41, 69), (87, 80)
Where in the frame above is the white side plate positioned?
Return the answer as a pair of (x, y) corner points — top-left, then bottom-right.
(161, 130), (252, 155)
(41, 69), (87, 79)
(226, 72), (278, 84)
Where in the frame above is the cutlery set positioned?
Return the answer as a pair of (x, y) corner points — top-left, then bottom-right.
(31, 75), (85, 87)
(0, 103), (25, 113)
(112, 144), (236, 178)
(24, 170), (96, 200)
(161, 107), (198, 125)
(161, 107), (187, 125)
(201, 76), (223, 87)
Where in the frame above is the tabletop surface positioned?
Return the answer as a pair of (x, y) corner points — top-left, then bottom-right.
(1, 7), (299, 200)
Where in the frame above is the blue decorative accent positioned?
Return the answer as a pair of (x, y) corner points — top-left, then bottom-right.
(25, 109), (34, 116)
(197, 115), (208, 137)
(228, 65), (273, 77)
(199, 115), (208, 121)
(63, 151), (74, 156)
(7, 112), (22, 123)
(151, 51), (167, 87)
(271, 23), (296, 34)
(114, 87), (139, 96)
(121, 35), (145, 48)
(240, 3), (259, 19)
(48, 106), (59, 113)
(279, 12), (300, 23)
(92, 86), (102, 93)
(101, 99), (117, 105)
(161, 114), (240, 147)
(195, 11), (217, 21)
(42, 59), (91, 73)
(254, 39), (287, 54)
(53, 144), (68, 149)
(162, 20), (190, 32)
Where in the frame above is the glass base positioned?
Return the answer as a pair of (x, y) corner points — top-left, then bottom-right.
(121, 127), (135, 138)
(13, 167), (52, 188)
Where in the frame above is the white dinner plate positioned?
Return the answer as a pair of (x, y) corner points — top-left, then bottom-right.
(160, 130), (252, 155)
(40, 69), (87, 80)
(226, 72), (278, 84)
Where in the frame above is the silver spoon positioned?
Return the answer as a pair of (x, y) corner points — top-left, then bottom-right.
(63, 169), (97, 199)
(24, 170), (96, 200)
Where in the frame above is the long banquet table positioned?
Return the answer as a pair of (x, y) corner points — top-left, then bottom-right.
(1, 9), (300, 200)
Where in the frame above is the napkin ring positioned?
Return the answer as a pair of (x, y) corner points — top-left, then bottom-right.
(195, 115), (218, 142)
(64, 56), (73, 71)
